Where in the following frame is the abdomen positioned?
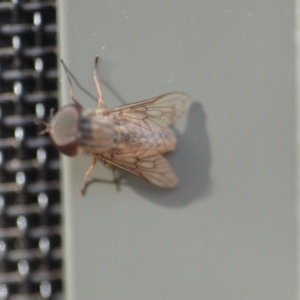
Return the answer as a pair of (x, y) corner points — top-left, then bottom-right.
(115, 122), (177, 154)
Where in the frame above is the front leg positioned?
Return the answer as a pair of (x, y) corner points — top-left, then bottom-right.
(79, 156), (98, 196)
(93, 55), (105, 109)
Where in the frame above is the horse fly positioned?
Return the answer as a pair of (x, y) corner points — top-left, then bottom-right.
(40, 56), (191, 195)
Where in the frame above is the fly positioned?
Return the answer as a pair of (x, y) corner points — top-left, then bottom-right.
(41, 56), (191, 195)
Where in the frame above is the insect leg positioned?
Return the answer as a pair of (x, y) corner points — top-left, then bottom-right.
(93, 55), (105, 109)
(60, 59), (84, 109)
(79, 156), (98, 196)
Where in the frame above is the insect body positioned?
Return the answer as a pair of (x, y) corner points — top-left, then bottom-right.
(43, 56), (191, 195)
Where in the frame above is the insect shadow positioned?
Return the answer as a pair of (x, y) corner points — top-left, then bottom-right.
(63, 59), (127, 106)
(60, 62), (98, 103)
(126, 101), (212, 207)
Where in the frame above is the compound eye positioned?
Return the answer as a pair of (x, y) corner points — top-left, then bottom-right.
(50, 104), (81, 156)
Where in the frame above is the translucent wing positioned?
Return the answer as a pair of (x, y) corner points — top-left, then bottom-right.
(107, 93), (191, 133)
(99, 146), (179, 188)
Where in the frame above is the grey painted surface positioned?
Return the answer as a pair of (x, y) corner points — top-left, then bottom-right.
(58, 1), (297, 299)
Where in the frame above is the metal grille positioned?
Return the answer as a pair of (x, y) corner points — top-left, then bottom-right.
(0, 1), (62, 299)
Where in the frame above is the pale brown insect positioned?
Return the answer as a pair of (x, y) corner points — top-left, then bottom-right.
(41, 56), (191, 195)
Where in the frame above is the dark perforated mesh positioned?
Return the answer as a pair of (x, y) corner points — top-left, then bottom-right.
(0, 1), (63, 299)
